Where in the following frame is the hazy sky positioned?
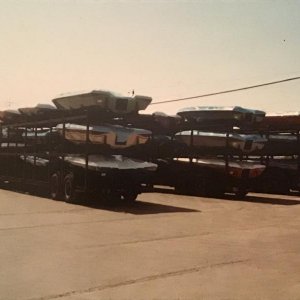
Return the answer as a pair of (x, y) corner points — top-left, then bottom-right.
(0, 0), (300, 114)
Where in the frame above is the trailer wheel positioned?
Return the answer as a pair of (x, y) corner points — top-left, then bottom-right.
(100, 188), (121, 205)
(122, 191), (138, 203)
(50, 172), (62, 200)
(174, 179), (190, 195)
(261, 170), (290, 194)
(63, 173), (78, 203)
(235, 189), (248, 199)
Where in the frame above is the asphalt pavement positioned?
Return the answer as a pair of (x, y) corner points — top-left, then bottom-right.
(1, 188), (300, 300)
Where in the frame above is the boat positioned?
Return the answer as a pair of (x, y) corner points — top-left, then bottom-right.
(261, 133), (298, 155)
(177, 106), (265, 126)
(152, 112), (181, 131)
(0, 142), (25, 148)
(266, 157), (298, 171)
(175, 131), (266, 153)
(20, 155), (49, 167)
(18, 104), (57, 117)
(20, 128), (57, 146)
(20, 154), (157, 172)
(0, 110), (23, 123)
(64, 154), (157, 171)
(257, 111), (300, 130)
(176, 157), (265, 179)
(251, 156), (300, 194)
(52, 90), (152, 114)
(56, 123), (152, 148)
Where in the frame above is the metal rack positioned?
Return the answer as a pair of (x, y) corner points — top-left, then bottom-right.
(0, 109), (158, 202)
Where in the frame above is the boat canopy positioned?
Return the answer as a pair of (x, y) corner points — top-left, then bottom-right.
(177, 106), (265, 125)
(19, 104), (56, 116)
(52, 90), (152, 114)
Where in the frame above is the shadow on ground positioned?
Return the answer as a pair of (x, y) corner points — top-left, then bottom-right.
(76, 198), (201, 215)
(221, 193), (300, 206)
(0, 185), (200, 215)
(153, 187), (300, 206)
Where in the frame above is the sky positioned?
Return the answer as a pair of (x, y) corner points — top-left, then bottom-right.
(0, 0), (300, 115)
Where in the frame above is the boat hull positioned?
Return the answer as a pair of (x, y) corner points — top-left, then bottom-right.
(175, 131), (266, 153)
(64, 154), (157, 171)
(176, 157), (265, 179)
(56, 123), (152, 149)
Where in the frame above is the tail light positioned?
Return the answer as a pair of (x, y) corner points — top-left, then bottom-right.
(249, 168), (265, 178)
(228, 167), (243, 178)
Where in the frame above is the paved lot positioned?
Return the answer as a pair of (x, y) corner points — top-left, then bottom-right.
(1, 188), (300, 300)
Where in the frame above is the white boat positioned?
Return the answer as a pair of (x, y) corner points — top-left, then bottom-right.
(20, 155), (49, 167)
(175, 131), (266, 153)
(1, 142), (25, 148)
(21, 128), (53, 141)
(18, 104), (56, 116)
(52, 90), (152, 114)
(20, 154), (157, 171)
(56, 123), (152, 148)
(177, 157), (265, 179)
(64, 154), (157, 171)
(177, 106), (265, 125)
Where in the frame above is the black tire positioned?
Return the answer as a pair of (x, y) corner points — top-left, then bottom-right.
(63, 173), (78, 203)
(261, 171), (290, 194)
(122, 191), (138, 203)
(174, 177), (194, 196)
(235, 189), (248, 199)
(204, 176), (225, 198)
(50, 172), (62, 200)
(100, 188), (121, 205)
(174, 184), (186, 195)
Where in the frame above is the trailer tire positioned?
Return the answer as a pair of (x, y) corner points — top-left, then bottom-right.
(100, 188), (121, 205)
(63, 173), (78, 203)
(122, 191), (138, 203)
(50, 172), (62, 200)
(174, 179), (190, 195)
(235, 189), (248, 199)
(261, 170), (290, 194)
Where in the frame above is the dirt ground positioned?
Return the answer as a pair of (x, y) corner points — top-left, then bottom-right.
(1, 188), (300, 300)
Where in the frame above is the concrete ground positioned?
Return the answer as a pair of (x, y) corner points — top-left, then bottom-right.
(1, 188), (300, 300)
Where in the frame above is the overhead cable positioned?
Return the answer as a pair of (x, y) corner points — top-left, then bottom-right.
(150, 76), (300, 105)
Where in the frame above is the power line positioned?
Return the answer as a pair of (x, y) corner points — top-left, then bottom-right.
(150, 76), (300, 105)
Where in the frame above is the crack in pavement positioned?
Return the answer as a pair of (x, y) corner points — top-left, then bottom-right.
(0, 208), (90, 216)
(74, 232), (211, 250)
(0, 218), (139, 232)
(0, 213), (187, 232)
(70, 222), (299, 251)
(0, 210), (292, 233)
(29, 258), (250, 300)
